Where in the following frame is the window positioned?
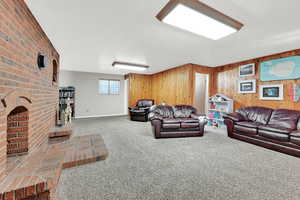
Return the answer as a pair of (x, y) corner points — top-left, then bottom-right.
(99, 79), (120, 95)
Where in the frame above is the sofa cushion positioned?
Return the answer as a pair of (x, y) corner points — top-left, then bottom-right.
(137, 99), (154, 108)
(234, 125), (257, 136)
(223, 112), (245, 122)
(163, 118), (180, 124)
(130, 109), (147, 114)
(235, 121), (263, 128)
(181, 122), (199, 128)
(268, 109), (300, 130)
(258, 129), (289, 142)
(179, 118), (199, 123)
(258, 125), (293, 134)
(290, 131), (300, 146)
(162, 123), (180, 129)
(150, 105), (174, 118)
(237, 107), (273, 125)
(172, 105), (197, 118)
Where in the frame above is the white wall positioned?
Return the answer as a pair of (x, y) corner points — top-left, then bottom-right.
(59, 70), (127, 118)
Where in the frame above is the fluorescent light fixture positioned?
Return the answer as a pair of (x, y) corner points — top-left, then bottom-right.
(112, 61), (149, 71)
(156, 0), (243, 40)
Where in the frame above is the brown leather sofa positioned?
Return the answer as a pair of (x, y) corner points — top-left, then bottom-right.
(224, 106), (300, 157)
(149, 105), (207, 138)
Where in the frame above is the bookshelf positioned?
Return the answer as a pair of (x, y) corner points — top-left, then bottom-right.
(207, 94), (233, 128)
(59, 87), (75, 122)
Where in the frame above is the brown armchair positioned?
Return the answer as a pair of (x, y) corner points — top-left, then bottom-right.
(128, 99), (154, 122)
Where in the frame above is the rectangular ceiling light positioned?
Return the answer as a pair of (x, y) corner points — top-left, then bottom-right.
(112, 61), (149, 71)
(156, 0), (243, 40)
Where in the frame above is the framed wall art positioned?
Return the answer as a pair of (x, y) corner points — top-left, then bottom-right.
(239, 63), (255, 77)
(259, 84), (283, 100)
(260, 56), (300, 81)
(238, 79), (256, 94)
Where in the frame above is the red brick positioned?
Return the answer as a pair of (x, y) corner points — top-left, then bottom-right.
(3, 191), (13, 200)
(24, 185), (36, 197)
(36, 183), (46, 194)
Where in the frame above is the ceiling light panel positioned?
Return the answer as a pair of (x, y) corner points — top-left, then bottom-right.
(112, 62), (149, 71)
(157, 0), (243, 40)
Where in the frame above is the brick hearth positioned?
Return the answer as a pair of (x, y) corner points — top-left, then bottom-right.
(0, 134), (108, 200)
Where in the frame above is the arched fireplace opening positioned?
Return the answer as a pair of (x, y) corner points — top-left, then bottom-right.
(7, 106), (29, 156)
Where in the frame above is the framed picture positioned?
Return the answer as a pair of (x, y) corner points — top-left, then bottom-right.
(238, 79), (256, 94)
(260, 56), (300, 81)
(259, 84), (284, 100)
(239, 63), (255, 77)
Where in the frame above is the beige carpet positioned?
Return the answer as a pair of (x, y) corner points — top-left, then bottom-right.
(57, 116), (300, 200)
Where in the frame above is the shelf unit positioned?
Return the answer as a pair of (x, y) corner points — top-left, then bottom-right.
(59, 87), (75, 122)
(207, 94), (233, 128)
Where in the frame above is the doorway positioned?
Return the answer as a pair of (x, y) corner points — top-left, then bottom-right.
(194, 73), (209, 114)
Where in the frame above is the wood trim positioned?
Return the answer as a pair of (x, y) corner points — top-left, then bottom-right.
(216, 48), (300, 71)
(156, 0), (243, 30)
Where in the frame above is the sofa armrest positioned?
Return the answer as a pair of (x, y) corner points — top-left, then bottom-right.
(191, 113), (207, 125)
(128, 106), (138, 111)
(148, 112), (163, 121)
(139, 107), (150, 111)
(191, 113), (206, 119)
(151, 119), (162, 138)
(223, 112), (245, 122)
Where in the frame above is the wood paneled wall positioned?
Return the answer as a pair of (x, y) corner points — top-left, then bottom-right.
(127, 64), (216, 106)
(128, 48), (300, 111)
(152, 65), (192, 105)
(216, 49), (300, 111)
(127, 74), (152, 107)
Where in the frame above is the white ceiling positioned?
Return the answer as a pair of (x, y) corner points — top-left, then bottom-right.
(25, 0), (300, 74)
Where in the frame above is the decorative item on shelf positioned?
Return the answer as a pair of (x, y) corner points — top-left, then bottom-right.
(64, 97), (73, 124)
(198, 116), (207, 123)
(209, 103), (216, 109)
(161, 101), (166, 106)
(239, 63), (255, 77)
(207, 94), (233, 128)
(259, 84), (284, 100)
(58, 87), (75, 124)
(260, 56), (300, 81)
(37, 52), (48, 69)
(238, 79), (256, 94)
(288, 84), (300, 102)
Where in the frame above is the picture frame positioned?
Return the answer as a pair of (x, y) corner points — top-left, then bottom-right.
(238, 79), (256, 94)
(239, 63), (255, 77)
(259, 84), (284, 100)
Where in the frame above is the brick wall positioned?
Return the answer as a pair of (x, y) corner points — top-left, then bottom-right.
(7, 106), (29, 156)
(0, 0), (59, 179)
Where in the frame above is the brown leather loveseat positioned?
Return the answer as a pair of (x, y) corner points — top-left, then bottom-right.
(224, 106), (300, 157)
(149, 105), (207, 138)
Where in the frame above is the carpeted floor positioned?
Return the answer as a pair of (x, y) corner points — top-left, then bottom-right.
(57, 116), (300, 200)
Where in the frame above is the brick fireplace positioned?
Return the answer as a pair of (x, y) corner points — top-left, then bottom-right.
(7, 106), (29, 156)
(0, 0), (60, 180)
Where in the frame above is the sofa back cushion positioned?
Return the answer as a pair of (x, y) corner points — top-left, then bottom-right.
(149, 105), (174, 118)
(268, 109), (300, 130)
(237, 106), (273, 125)
(137, 99), (154, 108)
(172, 105), (197, 118)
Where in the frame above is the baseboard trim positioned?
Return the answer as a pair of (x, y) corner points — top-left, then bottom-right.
(75, 114), (127, 119)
